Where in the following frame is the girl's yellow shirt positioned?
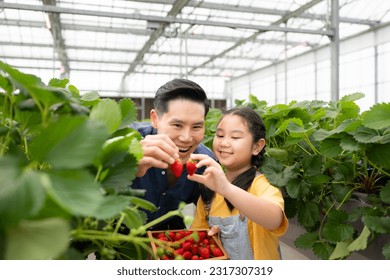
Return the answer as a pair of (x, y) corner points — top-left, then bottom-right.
(191, 174), (289, 260)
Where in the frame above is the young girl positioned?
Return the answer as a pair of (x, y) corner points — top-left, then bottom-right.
(188, 107), (288, 260)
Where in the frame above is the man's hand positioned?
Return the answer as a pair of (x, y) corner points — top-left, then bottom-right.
(136, 134), (179, 177)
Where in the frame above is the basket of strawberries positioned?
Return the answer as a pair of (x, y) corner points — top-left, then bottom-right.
(147, 229), (229, 260)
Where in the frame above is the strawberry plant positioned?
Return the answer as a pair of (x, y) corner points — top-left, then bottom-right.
(148, 229), (228, 260)
(0, 61), (184, 260)
(228, 93), (390, 260)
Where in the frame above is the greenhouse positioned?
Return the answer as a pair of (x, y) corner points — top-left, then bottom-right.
(0, 0), (389, 268)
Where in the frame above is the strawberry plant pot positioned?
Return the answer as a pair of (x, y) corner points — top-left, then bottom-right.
(147, 229), (229, 260)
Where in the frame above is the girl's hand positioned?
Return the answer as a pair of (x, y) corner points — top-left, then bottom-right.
(187, 154), (232, 197)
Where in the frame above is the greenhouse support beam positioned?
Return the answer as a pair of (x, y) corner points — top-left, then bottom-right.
(330, 0), (340, 101)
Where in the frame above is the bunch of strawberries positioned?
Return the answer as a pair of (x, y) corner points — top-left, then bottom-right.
(150, 229), (226, 260)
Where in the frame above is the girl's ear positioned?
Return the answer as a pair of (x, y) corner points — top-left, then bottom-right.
(150, 109), (159, 128)
(252, 138), (266, 156)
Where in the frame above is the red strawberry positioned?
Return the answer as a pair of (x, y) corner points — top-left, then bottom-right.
(182, 242), (192, 252)
(157, 236), (168, 241)
(211, 247), (224, 257)
(201, 238), (210, 246)
(186, 159), (197, 175)
(171, 159), (183, 178)
(197, 231), (207, 241)
(167, 231), (176, 241)
(174, 248), (184, 256)
(182, 251), (192, 260)
(191, 244), (199, 255)
(199, 247), (210, 259)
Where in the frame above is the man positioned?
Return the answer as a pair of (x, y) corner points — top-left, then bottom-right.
(130, 78), (216, 230)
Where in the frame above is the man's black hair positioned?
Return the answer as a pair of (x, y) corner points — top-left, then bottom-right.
(153, 78), (210, 116)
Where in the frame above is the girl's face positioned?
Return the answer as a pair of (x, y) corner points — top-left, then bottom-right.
(213, 114), (264, 176)
(151, 99), (205, 163)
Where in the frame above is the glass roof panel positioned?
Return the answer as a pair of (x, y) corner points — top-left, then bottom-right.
(0, 0), (389, 98)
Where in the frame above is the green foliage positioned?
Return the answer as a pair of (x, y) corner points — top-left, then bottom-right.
(207, 93), (390, 260)
(0, 61), (183, 260)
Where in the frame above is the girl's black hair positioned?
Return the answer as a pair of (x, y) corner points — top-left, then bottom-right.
(200, 106), (266, 211)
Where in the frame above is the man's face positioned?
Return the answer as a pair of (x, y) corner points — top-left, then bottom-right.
(151, 99), (206, 162)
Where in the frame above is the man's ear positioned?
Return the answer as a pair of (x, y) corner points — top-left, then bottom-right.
(252, 138), (266, 155)
(150, 109), (159, 128)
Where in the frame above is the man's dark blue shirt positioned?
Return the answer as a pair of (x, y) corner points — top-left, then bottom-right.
(130, 122), (216, 230)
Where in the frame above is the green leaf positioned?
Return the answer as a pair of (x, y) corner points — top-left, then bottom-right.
(367, 143), (390, 169)
(348, 225), (371, 251)
(312, 129), (333, 141)
(46, 170), (102, 216)
(380, 184), (390, 204)
(329, 241), (350, 260)
(0, 169), (45, 229)
(30, 116), (109, 169)
(362, 103), (390, 130)
(129, 196), (157, 212)
(0, 157), (44, 229)
(274, 117), (303, 136)
(90, 98), (122, 134)
(5, 218), (70, 259)
(340, 134), (362, 152)
(340, 92), (365, 102)
(248, 94), (268, 109)
(80, 91), (100, 106)
(0, 61), (43, 92)
(320, 139), (342, 158)
(306, 174), (331, 186)
(330, 226), (371, 260)
(128, 136), (143, 162)
(99, 131), (141, 168)
(47, 170), (128, 219)
(118, 98), (137, 129)
(266, 147), (288, 161)
(331, 162), (354, 182)
(67, 84), (80, 97)
(93, 195), (133, 220)
(294, 232), (319, 249)
(335, 100), (360, 125)
(297, 200), (320, 228)
(313, 242), (334, 260)
(48, 78), (69, 88)
(286, 178), (311, 198)
(323, 210), (354, 242)
(287, 122), (311, 138)
(362, 215), (390, 233)
(101, 154), (138, 193)
(287, 107), (311, 124)
(123, 208), (146, 230)
(353, 127), (384, 143)
(261, 157), (290, 187)
(335, 119), (362, 133)
(0, 74), (13, 93)
(302, 155), (323, 176)
(331, 184), (351, 203)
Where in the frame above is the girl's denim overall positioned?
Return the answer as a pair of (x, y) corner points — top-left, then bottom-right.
(208, 214), (254, 260)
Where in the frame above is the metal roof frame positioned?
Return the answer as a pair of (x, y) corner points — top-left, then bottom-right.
(0, 0), (388, 99)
